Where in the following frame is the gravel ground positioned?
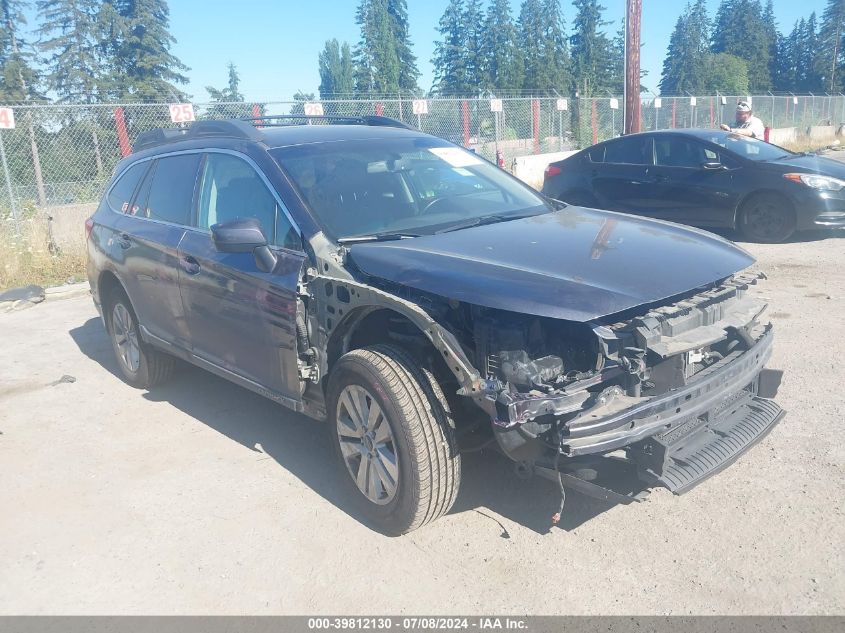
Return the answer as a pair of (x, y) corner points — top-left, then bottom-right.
(0, 232), (843, 616)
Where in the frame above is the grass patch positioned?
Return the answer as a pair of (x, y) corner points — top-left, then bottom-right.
(1, 214), (87, 290)
(780, 136), (842, 153)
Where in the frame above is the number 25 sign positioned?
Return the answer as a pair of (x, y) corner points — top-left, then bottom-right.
(169, 103), (195, 123)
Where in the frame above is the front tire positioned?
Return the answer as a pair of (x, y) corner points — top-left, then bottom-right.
(327, 344), (461, 535)
(739, 193), (796, 243)
(106, 290), (174, 389)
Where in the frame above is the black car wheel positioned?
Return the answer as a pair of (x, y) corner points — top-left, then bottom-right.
(739, 193), (796, 243)
(327, 344), (460, 535)
(106, 290), (174, 389)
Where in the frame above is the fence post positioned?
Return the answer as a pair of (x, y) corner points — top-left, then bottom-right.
(709, 97), (714, 127)
(252, 104), (262, 127)
(462, 99), (470, 147)
(591, 99), (598, 145)
(532, 98), (540, 153)
(672, 98), (676, 128)
(25, 114), (46, 206)
(0, 130), (20, 235)
(114, 107), (132, 157)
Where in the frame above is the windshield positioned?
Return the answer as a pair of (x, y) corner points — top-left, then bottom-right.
(270, 137), (550, 240)
(701, 132), (794, 161)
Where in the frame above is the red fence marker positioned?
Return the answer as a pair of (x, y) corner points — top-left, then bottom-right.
(672, 98), (677, 128)
(375, 103), (384, 116)
(114, 107), (131, 157)
(532, 99), (540, 152)
(252, 104), (262, 127)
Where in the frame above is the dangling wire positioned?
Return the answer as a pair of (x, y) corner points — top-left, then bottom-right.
(551, 429), (566, 525)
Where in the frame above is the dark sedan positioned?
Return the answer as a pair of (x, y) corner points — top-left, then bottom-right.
(541, 129), (845, 242)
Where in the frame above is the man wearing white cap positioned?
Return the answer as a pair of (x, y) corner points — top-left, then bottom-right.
(719, 100), (765, 138)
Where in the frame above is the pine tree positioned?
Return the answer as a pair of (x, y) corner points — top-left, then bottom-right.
(205, 63), (250, 118)
(659, 0), (711, 95)
(36, 0), (103, 102)
(318, 39), (354, 98)
(817, 0), (845, 92)
(702, 53), (749, 93)
(0, 0), (43, 102)
(352, 0), (401, 95)
(516, 0), (570, 94)
(108, 0), (190, 102)
(761, 0), (778, 90)
(773, 29), (795, 90)
(569, 0), (613, 97)
(463, 0), (484, 91)
(797, 12), (823, 92)
(432, 0), (469, 94)
(387, 0), (419, 92)
(711, 0), (771, 91)
(480, 0), (523, 91)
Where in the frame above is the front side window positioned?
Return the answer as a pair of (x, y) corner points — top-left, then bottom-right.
(142, 154), (201, 225)
(270, 138), (549, 240)
(107, 162), (148, 213)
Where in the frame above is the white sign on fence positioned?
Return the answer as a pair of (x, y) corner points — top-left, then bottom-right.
(303, 102), (324, 116)
(690, 96), (697, 106)
(746, 96), (752, 105)
(793, 96), (799, 105)
(556, 98), (568, 111)
(653, 98), (662, 109)
(412, 99), (428, 115)
(720, 96), (727, 105)
(490, 98), (503, 112)
(609, 98), (619, 110)
(0, 107), (15, 129)
(169, 103), (195, 123)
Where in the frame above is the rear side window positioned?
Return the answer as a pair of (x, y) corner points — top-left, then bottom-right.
(107, 163), (148, 212)
(142, 154), (201, 225)
(588, 145), (605, 163)
(604, 137), (653, 165)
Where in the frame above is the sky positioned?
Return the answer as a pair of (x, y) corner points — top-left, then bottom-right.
(26, 0), (834, 102)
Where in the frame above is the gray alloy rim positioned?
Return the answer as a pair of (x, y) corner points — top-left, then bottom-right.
(112, 303), (140, 373)
(335, 384), (399, 505)
(747, 201), (789, 241)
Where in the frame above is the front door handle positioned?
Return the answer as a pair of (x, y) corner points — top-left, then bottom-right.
(181, 255), (201, 275)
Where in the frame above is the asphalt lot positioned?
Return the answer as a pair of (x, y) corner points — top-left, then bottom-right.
(1, 231), (843, 615)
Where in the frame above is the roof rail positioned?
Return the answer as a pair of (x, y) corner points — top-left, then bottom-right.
(134, 119), (264, 151)
(244, 114), (416, 130)
(132, 114), (416, 152)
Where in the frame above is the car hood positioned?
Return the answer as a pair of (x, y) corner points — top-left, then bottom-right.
(346, 207), (755, 322)
(759, 152), (845, 177)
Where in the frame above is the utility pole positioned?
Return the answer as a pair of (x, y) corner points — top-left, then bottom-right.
(624, 0), (642, 134)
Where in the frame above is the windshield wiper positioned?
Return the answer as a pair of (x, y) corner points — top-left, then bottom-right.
(337, 232), (420, 244)
(433, 212), (537, 234)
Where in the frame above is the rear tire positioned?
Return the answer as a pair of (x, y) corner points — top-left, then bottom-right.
(327, 344), (461, 535)
(739, 193), (796, 243)
(106, 289), (174, 389)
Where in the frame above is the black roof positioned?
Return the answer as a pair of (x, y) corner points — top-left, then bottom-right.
(133, 116), (421, 152)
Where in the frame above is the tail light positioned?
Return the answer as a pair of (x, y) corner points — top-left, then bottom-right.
(85, 217), (94, 240)
(544, 165), (561, 179)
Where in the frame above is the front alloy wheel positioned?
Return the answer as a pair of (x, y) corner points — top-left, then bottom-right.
(336, 384), (399, 505)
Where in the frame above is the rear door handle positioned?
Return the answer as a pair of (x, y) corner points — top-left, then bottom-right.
(181, 255), (200, 275)
(117, 233), (131, 249)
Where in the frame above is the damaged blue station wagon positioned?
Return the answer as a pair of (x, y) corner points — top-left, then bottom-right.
(86, 116), (784, 534)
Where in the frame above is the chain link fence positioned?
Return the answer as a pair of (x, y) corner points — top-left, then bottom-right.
(1, 94), (843, 226)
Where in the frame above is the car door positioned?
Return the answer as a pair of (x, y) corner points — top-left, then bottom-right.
(112, 153), (201, 350)
(648, 136), (740, 226)
(177, 151), (307, 402)
(588, 136), (656, 215)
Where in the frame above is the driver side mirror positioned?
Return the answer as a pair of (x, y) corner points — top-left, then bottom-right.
(702, 161), (727, 171)
(211, 217), (277, 273)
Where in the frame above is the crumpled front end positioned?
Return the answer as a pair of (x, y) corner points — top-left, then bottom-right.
(468, 271), (784, 497)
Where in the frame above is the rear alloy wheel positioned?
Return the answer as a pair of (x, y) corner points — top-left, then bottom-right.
(107, 291), (174, 389)
(328, 344), (460, 535)
(739, 193), (796, 243)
